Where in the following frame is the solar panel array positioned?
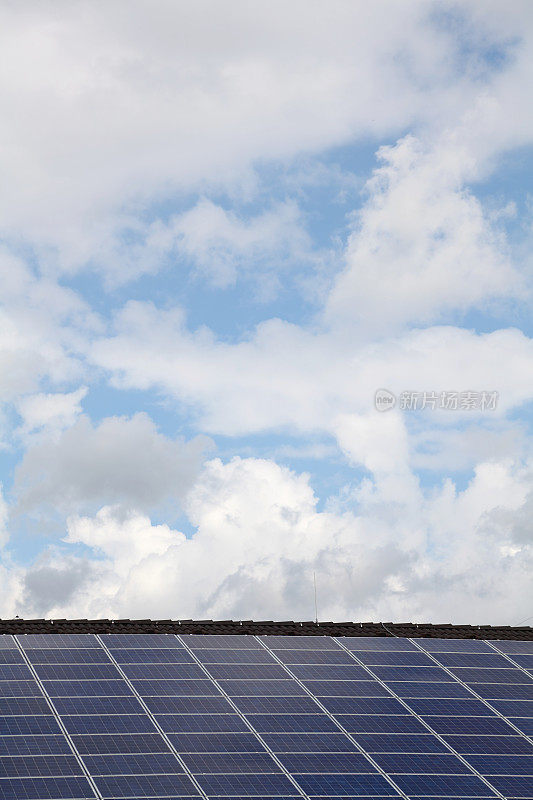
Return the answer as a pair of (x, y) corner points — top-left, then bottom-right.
(0, 632), (531, 800)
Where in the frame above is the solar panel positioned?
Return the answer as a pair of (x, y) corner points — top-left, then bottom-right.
(0, 632), (530, 800)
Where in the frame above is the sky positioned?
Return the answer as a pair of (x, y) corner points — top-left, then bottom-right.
(0, 0), (532, 625)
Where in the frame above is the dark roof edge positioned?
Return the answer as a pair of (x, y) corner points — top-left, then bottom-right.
(0, 619), (531, 640)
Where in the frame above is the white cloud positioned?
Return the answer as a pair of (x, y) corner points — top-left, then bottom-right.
(91, 302), (533, 446)
(13, 454), (532, 625)
(15, 386), (88, 442)
(0, 248), (93, 403)
(1, 1), (532, 629)
(0, 1), (529, 275)
(325, 134), (523, 333)
(14, 413), (211, 515)
(115, 199), (318, 292)
(163, 199), (314, 291)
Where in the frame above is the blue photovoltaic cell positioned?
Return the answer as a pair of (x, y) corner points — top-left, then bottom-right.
(353, 651), (435, 667)
(406, 698), (495, 716)
(0, 681), (41, 698)
(474, 683), (533, 700)
(262, 733), (358, 753)
(94, 773), (199, 798)
(509, 717), (533, 734)
(371, 752), (471, 774)
(414, 638), (494, 653)
(53, 696), (143, 715)
(196, 773), (296, 796)
(17, 634), (99, 649)
(512, 654), (533, 667)
(319, 697), (406, 715)
(232, 696), (320, 714)
(370, 666), (453, 682)
(182, 635), (262, 649)
(338, 638), (418, 652)
(386, 681), (473, 698)
(0, 777), (95, 800)
(0, 718), (62, 736)
(0, 667), (33, 681)
(72, 733), (171, 755)
(277, 753), (374, 772)
(303, 680), (390, 697)
(392, 774), (495, 796)
(260, 636), (340, 650)
(293, 773), (395, 795)
(488, 698), (533, 715)
(350, 734), (449, 754)
(336, 715), (429, 734)
(433, 652), (512, 668)
(0, 639), (15, 649)
(100, 634), (184, 648)
(143, 695), (234, 714)
(450, 666), (533, 684)
(24, 649), (108, 665)
(0, 697), (51, 715)
(488, 775), (533, 797)
(181, 752), (282, 773)
(131, 678), (222, 696)
(109, 647), (195, 663)
(272, 650), (355, 665)
(193, 648), (276, 664)
(0, 755), (83, 778)
(83, 752), (185, 775)
(32, 664), (121, 681)
(43, 680), (132, 697)
(422, 715), (516, 735)
(288, 665), (370, 681)
(492, 640), (533, 654)
(206, 664), (289, 680)
(0, 653), (24, 665)
(121, 663), (206, 679)
(0, 737), (72, 757)
(60, 714), (156, 735)
(467, 754), (533, 775)
(169, 732), (262, 752)
(219, 679), (307, 696)
(0, 633), (530, 799)
(442, 734), (533, 755)
(245, 714), (339, 734)
(156, 713), (249, 733)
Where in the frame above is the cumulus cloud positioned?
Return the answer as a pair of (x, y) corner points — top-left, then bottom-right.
(155, 199), (314, 291)
(92, 302), (533, 443)
(0, 1), (528, 274)
(15, 386), (88, 442)
(14, 413), (211, 515)
(326, 134), (523, 333)
(0, 1), (532, 628)
(0, 249), (93, 404)
(12, 455), (532, 625)
(108, 199), (321, 291)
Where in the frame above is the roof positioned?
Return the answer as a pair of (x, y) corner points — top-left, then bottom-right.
(0, 627), (531, 796)
(1, 618), (532, 639)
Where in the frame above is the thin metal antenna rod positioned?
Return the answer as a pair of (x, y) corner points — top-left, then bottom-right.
(313, 570), (318, 624)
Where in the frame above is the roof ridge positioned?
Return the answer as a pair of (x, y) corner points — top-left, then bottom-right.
(0, 619), (532, 640)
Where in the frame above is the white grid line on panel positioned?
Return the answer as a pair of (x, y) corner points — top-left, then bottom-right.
(176, 634), (311, 800)
(485, 640), (533, 681)
(95, 634), (210, 800)
(410, 639), (533, 747)
(334, 637), (507, 800)
(13, 636), (102, 800)
(255, 637), (409, 800)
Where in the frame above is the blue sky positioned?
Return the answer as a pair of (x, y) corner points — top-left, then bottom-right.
(0, 1), (531, 624)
